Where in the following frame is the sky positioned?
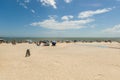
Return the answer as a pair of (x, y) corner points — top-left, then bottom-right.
(0, 0), (120, 37)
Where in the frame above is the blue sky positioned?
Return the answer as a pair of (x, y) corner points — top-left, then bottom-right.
(0, 0), (120, 37)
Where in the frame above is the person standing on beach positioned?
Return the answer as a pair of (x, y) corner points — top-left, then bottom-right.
(25, 49), (30, 57)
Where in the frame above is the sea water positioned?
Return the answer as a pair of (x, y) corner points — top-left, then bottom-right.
(0, 37), (120, 42)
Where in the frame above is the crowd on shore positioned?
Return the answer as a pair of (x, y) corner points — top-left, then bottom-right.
(0, 39), (120, 46)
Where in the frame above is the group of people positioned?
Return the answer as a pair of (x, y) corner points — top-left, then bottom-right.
(25, 41), (56, 58)
(35, 40), (56, 46)
(0, 39), (57, 46)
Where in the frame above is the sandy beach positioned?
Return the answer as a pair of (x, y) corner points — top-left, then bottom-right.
(0, 42), (120, 80)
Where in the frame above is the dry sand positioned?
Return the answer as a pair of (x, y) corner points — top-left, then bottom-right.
(0, 42), (120, 80)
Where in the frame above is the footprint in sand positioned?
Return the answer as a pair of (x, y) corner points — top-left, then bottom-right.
(94, 74), (105, 80)
(112, 64), (120, 68)
(53, 60), (62, 66)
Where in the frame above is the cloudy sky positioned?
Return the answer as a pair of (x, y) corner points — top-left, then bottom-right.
(0, 0), (120, 37)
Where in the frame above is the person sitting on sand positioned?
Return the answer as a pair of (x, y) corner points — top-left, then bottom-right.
(25, 49), (30, 57)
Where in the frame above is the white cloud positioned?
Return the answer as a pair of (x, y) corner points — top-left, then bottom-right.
(17, 0), (36, 14)
(64, 0), (72, 3)
(48, 15), (57, 19)
(102, 24), (120, 33)
(24, 0), (30, 3)
(40, 0), (57, 9)
(31, 17), (94, 30)
(19, 3), (28, 9)
(78, 8), (112, 18)
(17, 0), (29, 9)
(61, 15), (73, 21)
(31, 9), (35, 13)
(17, 0), (30, 3)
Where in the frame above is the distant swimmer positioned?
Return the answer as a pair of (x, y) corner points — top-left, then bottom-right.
(25, 49), (30, 57)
